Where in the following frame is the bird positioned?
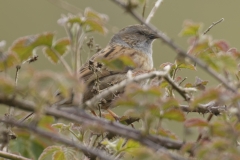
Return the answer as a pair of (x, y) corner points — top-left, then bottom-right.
(79, 24), (158, 111)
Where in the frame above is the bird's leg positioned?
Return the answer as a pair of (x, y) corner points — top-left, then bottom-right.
(106, 109), (119, 121)
(97, 103), (102, 117)
(90, 109), (97, 117)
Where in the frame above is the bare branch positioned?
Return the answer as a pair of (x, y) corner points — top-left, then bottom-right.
(110, 0), (237, 93)
(179, 101), (226, 115)
(0, 150), (31, 160)
(0, 119), (114, 160)
(0, 94), (184, 151)
(203, 18), (224, 35)
(146, 0), (163, 23)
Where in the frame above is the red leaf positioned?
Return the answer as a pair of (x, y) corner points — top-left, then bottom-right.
(184, 118), (208, 127)
(213, 40), (229, 52)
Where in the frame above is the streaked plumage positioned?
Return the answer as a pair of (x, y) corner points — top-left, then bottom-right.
(79, 24), (158, 109)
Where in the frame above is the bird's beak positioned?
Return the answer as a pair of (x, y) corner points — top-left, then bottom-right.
(149, 33), (159, 39)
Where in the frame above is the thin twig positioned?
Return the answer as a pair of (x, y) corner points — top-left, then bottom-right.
(164, 74), (192, 101)
(146, 0), (163, 23)
(0, 150), (31, 160)
(203, 18), (224, 35)
(142, 0), (147, 19)
(0, 119), (114, 160)
(14, 65), (21, 86)
(111, 0), (237, 93)
(51, 47), (73, 75)
(196, 113), (213, 142)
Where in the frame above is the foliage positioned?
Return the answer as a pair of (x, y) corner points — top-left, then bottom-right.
(1, 2), (240, 160)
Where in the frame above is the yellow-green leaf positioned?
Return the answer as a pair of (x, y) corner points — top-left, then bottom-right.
(179, 20), (201, 37)
(11, 32), (54, 61)
(0, 52), (19, 71)
(43, 38), (70, 64)
(162, 109), (185, 121)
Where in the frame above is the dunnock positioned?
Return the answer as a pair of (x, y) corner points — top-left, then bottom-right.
(79, 24), (158, 109)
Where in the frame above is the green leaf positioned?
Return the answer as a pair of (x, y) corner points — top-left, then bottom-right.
(191, 89), (221, 107)
(43, 38), (70, 64)
(53, 150), (66, 160)
(11, 32), (54, 61)
(218, 54), (237, 72)
(0, 52), (19, 71)
(184, 118), (208, 127)
(101, 55), (135, 71)
(176, 59), (196, 70)
(161, 98), (179, 110)
(179, 20), (201, 37)
(52, 123), (71, 132)
(83, 8), (108, 34)
(210, 121), (229, 137)
(39, 116), (55, 131)
(189, 36), (211, 55)
(39, 146), (62, 160)
(161, 109), (185, 121)
(30, 140), (46, 159)
(67, 16), (83, 25)
(115, 98), (137, 108)
(194, 77), (208, 90)
(185, 83), (193, 88)
(156, 128), (178, 140)
(198, 52), (220, 72)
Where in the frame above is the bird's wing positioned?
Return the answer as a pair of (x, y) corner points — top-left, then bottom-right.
(79, 44), (137, 84)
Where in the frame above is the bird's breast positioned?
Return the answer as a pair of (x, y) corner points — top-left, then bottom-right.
(129, 50), (153, 70)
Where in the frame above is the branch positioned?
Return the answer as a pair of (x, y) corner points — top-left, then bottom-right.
(0, 94), (185, 158)
(0, 150), (31, 160)
(111, 0), (237, 93)
(84, 70), (169, 109)
(0, 119), (114, 160)
(146, 0), (163, 23)
(203, 18), (224, 35)
(164, 74), (193, 101)
(179, 101), (226, 115)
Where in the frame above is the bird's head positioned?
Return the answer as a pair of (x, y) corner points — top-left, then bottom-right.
(110, 24), (158, 55)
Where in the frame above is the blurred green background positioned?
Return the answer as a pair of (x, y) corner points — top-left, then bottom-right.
(1, 0), (240, 139)
(1, 0), (239, 72)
